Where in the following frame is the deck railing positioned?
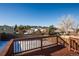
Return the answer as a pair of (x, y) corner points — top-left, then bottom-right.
(0, 35), (68, 56)
(13, 35), (59, 55)
(0, 39), (14, 56)
(69, 37), (79, 53)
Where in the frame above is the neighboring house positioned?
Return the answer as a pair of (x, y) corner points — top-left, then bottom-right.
(0, 25), (14, 33)
(40, 28), (47, 33)
(31, 28), (38, 32)
(24, 28), (48, 35)
(32, 28), (47, 33)
(55, 29), (61, 33)
(68, 29), (74, 32)
(68, 29), (75, 35)
(24, 29), (34, 34)
(15, 32), (20, 34)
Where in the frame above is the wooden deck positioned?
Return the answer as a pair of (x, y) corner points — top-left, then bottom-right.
(1, 35), (79, 56)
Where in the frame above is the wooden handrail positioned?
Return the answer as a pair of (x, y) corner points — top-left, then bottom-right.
(58, 36), (69, 46)
(0, 39), (14, 56)
(14, 35), (55, 41)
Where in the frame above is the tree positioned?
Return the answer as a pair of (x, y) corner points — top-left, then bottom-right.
(19, 25), (24, 30)
(75, 24), (79, 34)
(58, 15), (77, 34)
(14, 24), (18, 31)
(26, 25), (31, 30)
(49, 25), (57, 35)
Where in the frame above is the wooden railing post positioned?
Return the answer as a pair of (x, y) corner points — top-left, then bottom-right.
(76, 42), (78, 51)
(74, 40), (78, 52)
(41, 38), (43, 54)
(73, 40), (75, 50)
(68, 37), (71, 51)
(56, 36), (58, 45)
(12, 40), (14, 56)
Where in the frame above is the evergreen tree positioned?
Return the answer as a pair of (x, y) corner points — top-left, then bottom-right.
(14, 24), (17, 31)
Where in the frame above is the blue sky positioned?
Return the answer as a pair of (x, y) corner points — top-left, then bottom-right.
(0, 3), (79, 26)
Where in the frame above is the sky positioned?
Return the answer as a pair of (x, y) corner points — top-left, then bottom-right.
(0, 3), (79, 26)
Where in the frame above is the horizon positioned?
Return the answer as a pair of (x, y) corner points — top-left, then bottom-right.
(0, 24), (49, 27)
(0, 3), (79, 27)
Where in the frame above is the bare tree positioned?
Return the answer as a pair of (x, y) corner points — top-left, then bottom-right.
(58, 15), (77, 34)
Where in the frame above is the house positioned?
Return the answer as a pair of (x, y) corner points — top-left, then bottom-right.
(31, 28), (38, 32)
(40, 28), (47, 33)
(0, 25), (14, 33)
(24, 29), (34, 34)
(24, 27), (48, 35)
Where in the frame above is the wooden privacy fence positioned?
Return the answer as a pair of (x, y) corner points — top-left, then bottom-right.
(0, 35), (69, 56)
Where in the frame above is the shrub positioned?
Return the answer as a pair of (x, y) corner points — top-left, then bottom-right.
(1, 32), (8, 40)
